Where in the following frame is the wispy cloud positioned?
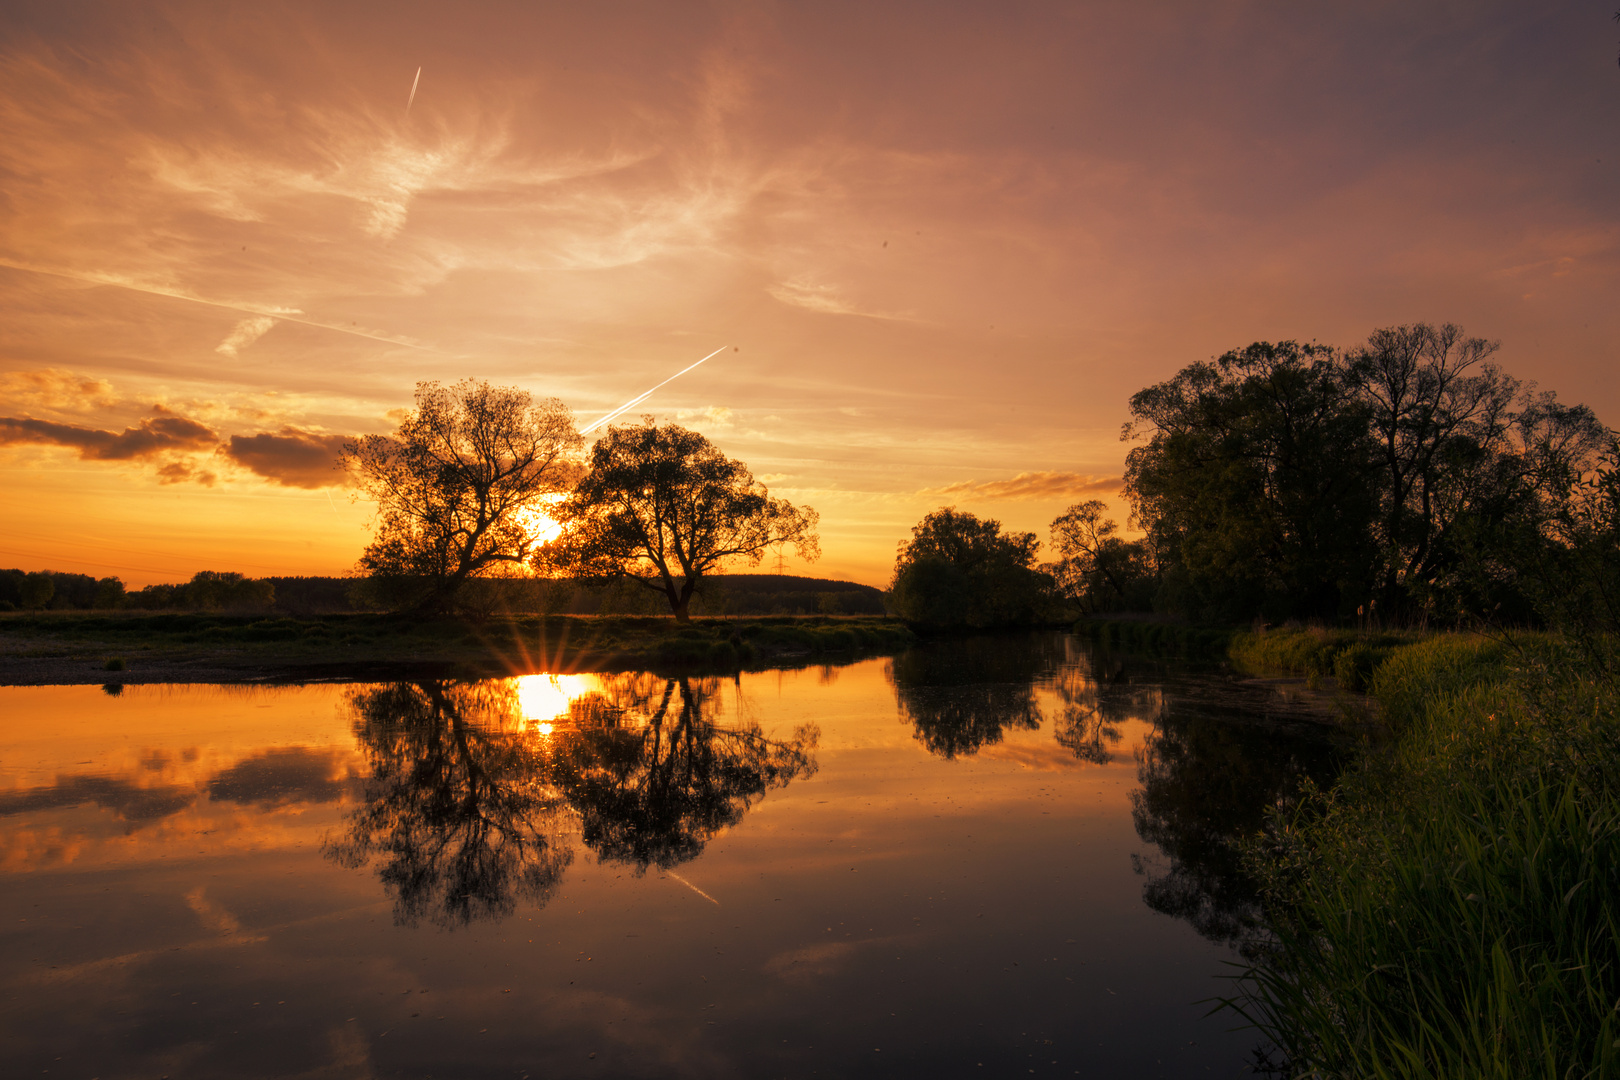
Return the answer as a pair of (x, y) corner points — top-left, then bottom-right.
(920, 472), (1121, 501)
(766, 280), (916, 321)
(215, 316), (277, 357)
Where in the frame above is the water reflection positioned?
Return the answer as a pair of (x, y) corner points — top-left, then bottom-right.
(552, 677), (818, 871)
(888, 636), (1058, 759)
(1128, 673), (1344, 951)
(889, 633), (1345, 954)
(324, 676), (819, 927)
(324, 681), (574, 928)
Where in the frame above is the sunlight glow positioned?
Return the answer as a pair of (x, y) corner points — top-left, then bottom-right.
(515, 505), (564, 545)
(514, 673), (598, 726)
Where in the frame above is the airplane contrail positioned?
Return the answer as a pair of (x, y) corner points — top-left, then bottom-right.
(579, 346), (727, 435)
(406, 67), (422, 113)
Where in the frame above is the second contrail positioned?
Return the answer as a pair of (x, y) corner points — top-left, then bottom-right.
(406, 66), (422, 113)
(580, 346), (727, 435)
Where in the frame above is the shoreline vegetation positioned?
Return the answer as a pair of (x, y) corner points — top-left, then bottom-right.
(1076, 617), (1618, 1078)
(0, 610), (916, 687)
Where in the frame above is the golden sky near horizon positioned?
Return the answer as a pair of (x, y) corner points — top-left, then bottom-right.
(1, 2), (1616, 588)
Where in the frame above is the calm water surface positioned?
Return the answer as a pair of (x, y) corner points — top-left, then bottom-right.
(0, 633), (1341, 1079)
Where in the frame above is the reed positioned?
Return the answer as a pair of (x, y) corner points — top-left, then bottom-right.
(1231, 634), (1620, 1079)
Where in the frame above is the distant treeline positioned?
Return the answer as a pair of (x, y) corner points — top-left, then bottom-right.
(0, 567), (885, 617)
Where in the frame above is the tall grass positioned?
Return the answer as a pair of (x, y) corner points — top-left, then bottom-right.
(1227, 625), (1418, 691)
(1232, 634), (1620, 1078)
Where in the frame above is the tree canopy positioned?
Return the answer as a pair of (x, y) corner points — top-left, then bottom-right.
(343, 380), (581, 613)
(546, 421), (819, 621)
(888, 507), (1056, 629)
(1120, 324), (1610, 625)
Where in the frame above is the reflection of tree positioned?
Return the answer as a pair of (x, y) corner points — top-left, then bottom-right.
(888, 635), (1063, 759)
(1130, 709), (1340, 951)
(552, 676), (819, 870)
(325, 675), (819, 927)
(1047, 658), (1138, 765)
(323, 681), (573, 928)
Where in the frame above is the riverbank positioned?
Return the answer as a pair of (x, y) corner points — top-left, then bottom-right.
(0, 611), (917, 685)
(1230, 632), (1619, 1078)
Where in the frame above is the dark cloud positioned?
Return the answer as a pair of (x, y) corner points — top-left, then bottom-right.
(224, 428), (350, 489)
(0, 414), (217, 460)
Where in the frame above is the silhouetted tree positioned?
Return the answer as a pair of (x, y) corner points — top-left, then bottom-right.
(547, 421), (818, 621)
(1125, 341), (1381, 622)
(343, 380), (582, 613)
(1049, 500), (1155, 613)
(889, 508), (1057, 629)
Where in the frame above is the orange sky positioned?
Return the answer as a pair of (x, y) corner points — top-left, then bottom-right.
(1, 2), (1616, 587)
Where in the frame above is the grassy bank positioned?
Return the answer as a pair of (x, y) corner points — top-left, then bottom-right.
(1077, 618), (1426, 693)
(1231, 633), (1620, 1078)
(0, 611), (916, 683)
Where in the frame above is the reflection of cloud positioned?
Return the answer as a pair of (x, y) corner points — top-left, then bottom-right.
(762, 941), (856, 982)
(207, 746), (357, 807)
(185, 886), (264, 943)
(0, 775), (196, 823)
(0, 413), (217, 461)
(223, 428), (351, 489)
(215, 315), (277, 356)
(921, 472), (1122, 502)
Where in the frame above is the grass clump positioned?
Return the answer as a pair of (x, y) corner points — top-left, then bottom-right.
(103, 657), (126, 671)
(1232, 634), (1620, 1078)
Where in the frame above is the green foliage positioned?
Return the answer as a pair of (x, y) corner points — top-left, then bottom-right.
(1125, 340), (1381, 622)
(1123, 323), (1610, 627)
(889, 507), (1059, 630)
(1227, 625), (1414, 687)
(1233, 635), (1620, 1078)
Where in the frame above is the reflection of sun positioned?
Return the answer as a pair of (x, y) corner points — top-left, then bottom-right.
(515, 674), (596, 726)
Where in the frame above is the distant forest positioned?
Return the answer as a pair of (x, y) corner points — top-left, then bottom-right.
(0, 567), (886, 618)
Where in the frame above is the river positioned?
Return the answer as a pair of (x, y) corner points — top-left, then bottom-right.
(0, 631), (1344, 1079)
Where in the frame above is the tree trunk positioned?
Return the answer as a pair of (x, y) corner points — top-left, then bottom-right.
(672, 596), (692, 622)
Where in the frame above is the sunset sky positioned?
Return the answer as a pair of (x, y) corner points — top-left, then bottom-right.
(2, 2), (1616, 588)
